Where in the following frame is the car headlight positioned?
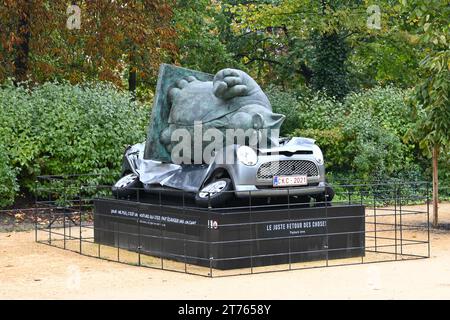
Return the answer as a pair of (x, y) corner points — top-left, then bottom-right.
(237, 146), (258, 166)
(312, 145), (324, 165)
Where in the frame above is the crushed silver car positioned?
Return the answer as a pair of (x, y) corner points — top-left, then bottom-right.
(112, 137), (334, 207)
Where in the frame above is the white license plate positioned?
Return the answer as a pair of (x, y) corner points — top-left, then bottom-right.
(273, 175), (308, 187)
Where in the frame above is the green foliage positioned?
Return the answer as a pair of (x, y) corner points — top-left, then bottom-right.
(310, 32), (351, 98)
(292, 128), (347, 170)
(339, 109), (409, 181)
(265, 86), (302, 136)
(0, 80), (149, 205)
(401, 0), (450, 153)
(271, 85), (424, 182)
(268, 85), (346, 131)
(174, 0), (243, 74)
(407, 51), (449, 156)
(0, 142), (19, 207)
(439, 153), (450, 199)
(350, 32), (421, 88)
(229, 0), (406, 91)
(344, 86), (413, 137)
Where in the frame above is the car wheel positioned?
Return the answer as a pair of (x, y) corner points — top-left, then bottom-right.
(314, 185), (335, 203)
(195, 178), (233, 208)
(112, 173), (142, 198)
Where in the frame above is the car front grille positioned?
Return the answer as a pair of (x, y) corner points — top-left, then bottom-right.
(257, 160), (319, 180)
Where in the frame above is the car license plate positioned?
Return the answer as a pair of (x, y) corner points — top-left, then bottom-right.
(273, 175), (308, 187)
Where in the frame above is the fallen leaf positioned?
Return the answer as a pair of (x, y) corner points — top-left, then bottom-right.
(14, 213), (25, 222)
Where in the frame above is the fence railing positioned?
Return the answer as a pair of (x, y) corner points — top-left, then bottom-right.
(33, 175), (431, 277)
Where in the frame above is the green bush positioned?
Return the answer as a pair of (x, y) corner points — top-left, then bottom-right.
(344, 86), (413, 137)
(0, 143), (19, 207)
(266, 86), (302, 136)
(0, 80), (150, 205)
(275, 85), (426, 183)
(340, 111), (410, 180)
(440, 153), (450, 200)
(268, 85), (346, 133)
(291, 128), (347, 170)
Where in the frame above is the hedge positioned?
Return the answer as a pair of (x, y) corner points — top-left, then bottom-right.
(269, 86), (429, 182)
(0, 80), (150, 206)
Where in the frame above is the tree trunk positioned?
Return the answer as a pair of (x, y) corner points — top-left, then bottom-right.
(14, 0), (32, 83)
(432, 145), (439, 227)
(128, 66), (137, 100)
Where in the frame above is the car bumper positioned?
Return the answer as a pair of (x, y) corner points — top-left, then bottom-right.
(234, 182), (326, 198)
(222, 153), (326, 198)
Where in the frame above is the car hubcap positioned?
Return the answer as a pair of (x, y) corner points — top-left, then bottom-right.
(115, 174), (137, 188)
(198, 180), (227, 199)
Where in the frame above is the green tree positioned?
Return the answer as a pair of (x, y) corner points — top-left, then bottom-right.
(228, 0), (376, 96)
(173, 0), (241, 74)
(224, 0), (426, 93)
(402, 0), (450, 226)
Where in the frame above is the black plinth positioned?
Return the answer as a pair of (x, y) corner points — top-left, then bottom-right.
(94, 198), (365, 270)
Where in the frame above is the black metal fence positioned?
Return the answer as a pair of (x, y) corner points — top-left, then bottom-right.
(34, 175), (430, 277)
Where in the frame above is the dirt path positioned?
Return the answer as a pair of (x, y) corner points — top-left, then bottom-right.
(1, 204), (450, 300)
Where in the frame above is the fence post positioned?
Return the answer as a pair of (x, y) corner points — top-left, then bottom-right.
(208, 192), (213, 277)
(117, 220), (120, 262)
(399, 184), (403, 256)
(183, 191), (187, 274)
(138, 210), (141, 266)
(34, 180), (38, 243)
(394, 185), (398, 260)
(373, 185), (377, 252)
(287, 188), (291, 271)
(360, 186), (363, 205)
(249, 190), (253, 274)
(48, 180), (52, 245)
(63, 183), (67, 250)
(426, 181), (430, 258)
(160, 189), (163, 270)
(79, 184), (82, 255)
(325, 186), (329, 267)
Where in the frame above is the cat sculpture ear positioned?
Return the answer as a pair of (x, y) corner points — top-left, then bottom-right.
(252, 113), (264, 130)
(251, 111), (285, 130)
(168, 76), (197, 104)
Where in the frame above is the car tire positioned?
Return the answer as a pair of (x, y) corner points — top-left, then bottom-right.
(195, 178), (233, 208)
(314, 185), (335, 203)
(112, 173), (142, 198)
